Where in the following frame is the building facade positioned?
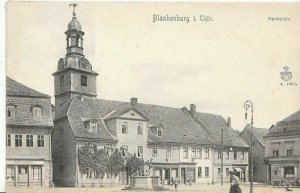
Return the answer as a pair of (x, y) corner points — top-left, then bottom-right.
(6, 77), (53, 187)
(264, 110), (300, 184)
(240, 126), (268, 182)
(52, 7), (249, 187)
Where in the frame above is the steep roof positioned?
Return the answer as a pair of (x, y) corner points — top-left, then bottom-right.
(6, 77), (50, 98)
(67, 96), (215, 145)
(280, 110), (300, 123)
(266, 110), (300, 137)
(67, 97), (117, 141)
(251, 127), (268, 146)
(195, 112), (249, 148)
(241, 126), (268, 146)
(6, 77), (53, 127)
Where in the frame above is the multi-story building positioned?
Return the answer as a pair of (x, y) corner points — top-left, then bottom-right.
(52, 7), (249, 187)
(264, 110), (300, 184)
(6, 77), (53, 187)
(240, 126), (268, 182)
(193, 112), (249, 183)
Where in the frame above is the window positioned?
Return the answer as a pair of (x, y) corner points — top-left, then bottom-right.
(241, 152), (244, 160)
(197, 148), (202, 159)
(26, 135), (33, 147)
(234, 151), (237, 160)
(89, 122), (97, 133)
(137, 123), (143, 135)
(37, 135), (44, 147)
(122, 122), (128, 134)
(138, 146), (143, 157)
(183, 147), (188, 159)
(192, 148), (196, 158)
(218, 150), (222, 159)
(157, 128), (162, 136)
(6, 134), (11, 147)
(205, 167), (209, 177)
(204, 148), (209, 159)
(6, 166), (15, 182)
(121, 145), (128, 156)
(87, 167), (96, 179)
(60, 75), (64, 89)
(284, 166), (295, 177)
(287, 148), (293, 156)
(152, 146), (157, 157)
(197, 167), (202, 177)
(226, 150), (229, 159)
(226, 168), (230, 176)
(81, 75), (87, 86)
(166, 146), (171, 157)
(218, 168), (221, 176)
(104, 144), (112, 155)
(32, 107), (42, 118)
(32, 166), (42, 180)
(273, 149), (279, 157)
(7, 105), (16, 118)
(15, 135), (22, 147)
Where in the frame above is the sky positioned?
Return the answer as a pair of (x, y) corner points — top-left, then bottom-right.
(6, 2), (300, 131)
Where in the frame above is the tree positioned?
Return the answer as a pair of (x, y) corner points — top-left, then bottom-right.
(126, 155), (144, 176)
(78, 144), (126, 179)
(106, 149), (125, 177)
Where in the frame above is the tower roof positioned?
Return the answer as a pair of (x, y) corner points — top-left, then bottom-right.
(67, 3), (82, 31)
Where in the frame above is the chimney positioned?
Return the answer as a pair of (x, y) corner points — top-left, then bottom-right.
(131, 97), (138, 106)
(190, 104), (196, 119)
(181, 106), (188, 112)
(227, 117), (231, 127)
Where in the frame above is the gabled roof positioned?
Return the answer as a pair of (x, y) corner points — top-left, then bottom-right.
(67, 96), (215, 145)
(195, 112), (249, 148)
(6, 77), (53, 127)
(280, 110), (300, 123)
(67, 97), (117, 141)
(104, 106), (149, 121)
(6, 77), (50, 98)
(241, 126), (268, 146)
(266, 109), (300, 137)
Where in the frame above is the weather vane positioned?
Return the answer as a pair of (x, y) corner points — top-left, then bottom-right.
(69, 3), (78, 18)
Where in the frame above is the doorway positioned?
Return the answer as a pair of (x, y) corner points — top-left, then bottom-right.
(18, 166), (29, 186)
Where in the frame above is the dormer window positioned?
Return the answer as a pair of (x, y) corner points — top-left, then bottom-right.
(32, 106), (42, 118)
(157, 128), (162, 136)
(81, 75), (87, 86)
(89, 122), (97, 133)
(7, 105), (16, 118)
(84, 120), (97, 133)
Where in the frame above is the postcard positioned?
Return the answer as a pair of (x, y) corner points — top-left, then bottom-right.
(4, 2), (300, 193)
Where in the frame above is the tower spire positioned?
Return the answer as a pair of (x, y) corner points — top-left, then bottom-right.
(69, 3), (78, 19)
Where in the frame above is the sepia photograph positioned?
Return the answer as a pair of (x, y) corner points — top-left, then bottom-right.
(4, 1), (300, 193)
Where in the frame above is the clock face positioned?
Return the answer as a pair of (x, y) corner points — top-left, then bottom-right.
(79, 58), (90, 70)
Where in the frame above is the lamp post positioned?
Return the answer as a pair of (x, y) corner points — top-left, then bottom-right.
(244, 100), (254, 193)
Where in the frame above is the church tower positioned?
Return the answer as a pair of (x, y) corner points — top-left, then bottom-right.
(53, 4), (98, 118)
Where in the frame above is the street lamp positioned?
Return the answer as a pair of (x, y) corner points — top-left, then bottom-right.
(244, 100), (254, 193)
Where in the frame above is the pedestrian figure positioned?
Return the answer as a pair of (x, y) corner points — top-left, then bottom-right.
(170, 177), (174, 186)
(284, 182), (293, 191)
(174, 177), (179, 191)
(229, 170), (242, 193)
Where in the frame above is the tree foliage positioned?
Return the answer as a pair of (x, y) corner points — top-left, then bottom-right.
(107, 149), (125, 177)
(77, 144), (125, 178)
(126, 155), (145, 176)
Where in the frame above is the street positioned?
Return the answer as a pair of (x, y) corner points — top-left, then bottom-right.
(6, 184), (300, 193)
